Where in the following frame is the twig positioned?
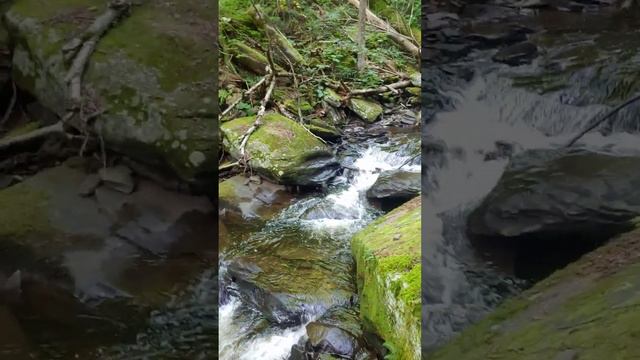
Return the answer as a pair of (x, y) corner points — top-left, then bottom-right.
(220, 75), (268, 119)
(0, 81), (17, 129)
(238, 69), (276, 160)
(565, 93), (640, 147)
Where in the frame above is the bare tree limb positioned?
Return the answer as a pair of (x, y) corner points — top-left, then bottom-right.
(220, 75), (268, 119)
(350, 79), (412, 96)
(0, 122), (66, 152)
(565, 93), (640, 147)
(346, 0), (419, 57)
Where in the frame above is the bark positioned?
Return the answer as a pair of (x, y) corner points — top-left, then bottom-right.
(357, 0), (368, 71)
(350, 79), (412, 96)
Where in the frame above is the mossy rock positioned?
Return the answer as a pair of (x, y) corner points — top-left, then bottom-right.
(431, 224), (640, 360)
(351, 196), (421, 360)
(349, 98), (383, 123)
(220, 113), (338, 186)
(5, 0), (217, 185)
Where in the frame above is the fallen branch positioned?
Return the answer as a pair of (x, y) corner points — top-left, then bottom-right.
(565, 93), (640, 147)
(346, 0), (419, 57)
(218, 161), (239, 171)
(220, 75), (268, 119)
(238, 69), (276, 160)
(62, 0), (131, 133)
(0, 121), (66, 152)
(350, 79), (412, 96)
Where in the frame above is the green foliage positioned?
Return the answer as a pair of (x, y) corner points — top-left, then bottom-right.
(383, 341), (400, 360)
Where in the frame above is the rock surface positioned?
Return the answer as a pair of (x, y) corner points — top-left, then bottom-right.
(468, 149), (640, 241)
(367, 169), (420, 208)
(431, 223), (640, 360)
(351, 196), (421, 360)
(5, 0), (217, 185)
(221, 113), (339, 186)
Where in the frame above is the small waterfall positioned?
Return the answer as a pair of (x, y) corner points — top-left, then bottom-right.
(219, 138), (419, 359)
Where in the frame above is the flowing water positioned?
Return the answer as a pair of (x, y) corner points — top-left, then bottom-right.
(423, 54), (640, 350)
(219, 135), (419, 359)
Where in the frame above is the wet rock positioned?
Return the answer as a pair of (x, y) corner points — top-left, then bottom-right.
(366, 170), (421, 209)
(221, 113), (339, 186)
(431, 225), (640, 359)
(99, 166), (135, 194)
(305, 306), (367, 359)
(468, 149), (640, 241)
(493, 41), (539, 66)
(461, 4), (519, 22)
(349, 98), (383, 123)
(5, 0), (217, 185)
(351, 197), (421, 359)
(219, 175), (293, 221)
(0, 174), (14, 190)
(307, 118), (341, 141)
(0, 164), (215, 350)
(424, 12), (460, 31)
(78, 174), (102, 197)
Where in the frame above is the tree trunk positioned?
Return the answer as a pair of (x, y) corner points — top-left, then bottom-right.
(357, 0), (368, 71)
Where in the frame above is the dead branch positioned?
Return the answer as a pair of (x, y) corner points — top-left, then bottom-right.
(565, 93), (640, 147)
(64, 0), (131, 126)
(346, 0), (419, 58)
(0, 121), (66, 152)
(350, 79), (412, 96)
(220, 75), (268, 119)
(238, 70), (276, 160)
(218, 161), (239, 171)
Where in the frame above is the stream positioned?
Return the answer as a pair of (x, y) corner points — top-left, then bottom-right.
(423, 5), (640, 352)
(218, 131), (419, 359)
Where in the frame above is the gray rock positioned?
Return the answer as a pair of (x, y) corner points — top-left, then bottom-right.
(78, 174), (102, 197)
(493, 42), (539, 66)
(367, 170), (421, 206)
(468, 149), (640, 240)
(99, 165), (135, 194)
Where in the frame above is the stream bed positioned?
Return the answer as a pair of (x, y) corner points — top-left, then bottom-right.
(219, 130), (419, 359)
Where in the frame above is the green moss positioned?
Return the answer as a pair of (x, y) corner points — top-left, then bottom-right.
(0, 183), (53, 239)
(349, 98), (383, 123)
(351, 197), (421, 360)
(220, 113), (330, 184)
(431, 232), (640, 360)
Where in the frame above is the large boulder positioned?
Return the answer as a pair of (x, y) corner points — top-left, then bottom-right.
(0, 163), (215, 356)
(221, 113), (339, 186)
(468, 149), (640, 241)
(431, 223), (640, 360)
(351, 196), (421, 360)
(218, 175), (293, 221)
(5, 0), (217, 185)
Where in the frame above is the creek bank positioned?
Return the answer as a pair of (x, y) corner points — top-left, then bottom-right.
(432, 222), (640, 360)
(351, 196), (421, 360)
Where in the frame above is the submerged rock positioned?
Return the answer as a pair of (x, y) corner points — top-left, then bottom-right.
(492, 41), (539, 66)
(431, 224), (640, 359)
(366, 170), (420, 209)
(349, 98), (383, 123)
(305, 306), (365, 359)
(468, 149), (640, 241)
(351, 196), (421, 360)
(221, 113), (339, 186)
(5, 0), (217, 185)
(218, 174), (293, 221)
